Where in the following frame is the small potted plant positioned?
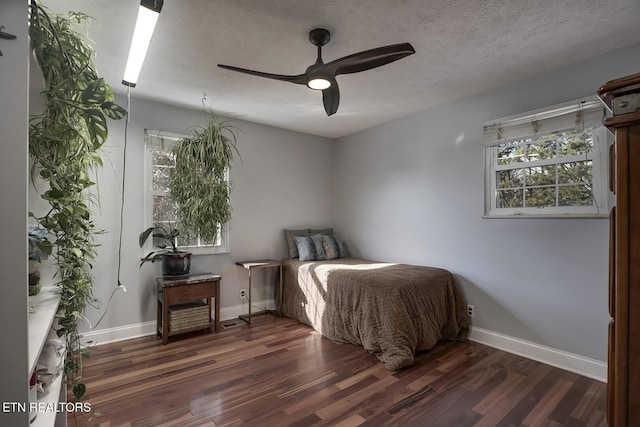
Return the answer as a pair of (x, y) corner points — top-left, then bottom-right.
(28, 224), (52, 295)
(139, 225), (192, 276)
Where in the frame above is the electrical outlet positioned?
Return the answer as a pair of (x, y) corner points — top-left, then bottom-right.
(467, 304), (475, 318)
(240, 289), (247, 299)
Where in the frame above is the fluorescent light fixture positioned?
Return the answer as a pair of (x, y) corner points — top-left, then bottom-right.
(307, 77), (331, 90)
(122, 0), (163, 87)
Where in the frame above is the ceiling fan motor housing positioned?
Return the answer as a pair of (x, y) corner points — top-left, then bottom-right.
(309, 28), (331, 47)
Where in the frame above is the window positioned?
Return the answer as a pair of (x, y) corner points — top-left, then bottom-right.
(144, 130), (230, 254)
(483, 97), (610, 217)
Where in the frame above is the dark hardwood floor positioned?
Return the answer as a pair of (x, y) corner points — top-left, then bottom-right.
(68, 314), (606, 427)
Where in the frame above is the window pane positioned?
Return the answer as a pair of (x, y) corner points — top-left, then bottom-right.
(152, 195), (175, 223)
(525, 187), (555, 207)
(152, 150), (175, 167)
(558, 185), (593, 206)
(558, 160), (592, 185)
(178, 234), (200, 247)
(497, 169), (525, 188)
(152, 150), (174, 192)
(176, 226), (217, 247)
(497, 141), (526, 165)
(526, 165), (555, 186)
(497, 189), (523, 208)
(152, 165), (172, 192)
(527, 137), (556, 161)
(558, 128), (593, 156)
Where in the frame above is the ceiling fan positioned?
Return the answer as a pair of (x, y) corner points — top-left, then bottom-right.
(217, 29), (415, 116)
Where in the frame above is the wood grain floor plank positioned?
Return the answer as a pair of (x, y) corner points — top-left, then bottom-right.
(549, 376), (594, 425)
(68, 314), (606, 427)
(473, 364), (552, 427)
(522, 378), (574, 426)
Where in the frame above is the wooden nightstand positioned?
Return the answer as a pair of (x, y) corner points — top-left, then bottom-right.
(156, 273), (221, 344)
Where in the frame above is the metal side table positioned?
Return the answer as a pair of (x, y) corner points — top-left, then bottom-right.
(235, 259), (282, 324)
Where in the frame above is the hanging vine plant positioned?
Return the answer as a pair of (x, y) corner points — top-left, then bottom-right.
(28, 1), (127, 401)
(168, 113), (240, 243)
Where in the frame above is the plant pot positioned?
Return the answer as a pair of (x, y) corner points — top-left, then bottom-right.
(29, 270), (41, 296)
(162, 252), (192, 276)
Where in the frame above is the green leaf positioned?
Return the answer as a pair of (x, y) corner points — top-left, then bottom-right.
(90, 152), (103, 167)
(36, 240), (53, 257)
(73, 383), (86, 400)
(101, 101), (128, 120)
(70, 248), (83, 258)
(81, 77), (113, 105)
(43, 188), (64, 201)
(65, 360), (79, 376)
(139, 227), (157, 247)
(84, 108), (108, 148)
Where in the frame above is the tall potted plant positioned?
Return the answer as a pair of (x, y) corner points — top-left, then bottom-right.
(168, 113), (240, 244)
(28, 1), (127, 401)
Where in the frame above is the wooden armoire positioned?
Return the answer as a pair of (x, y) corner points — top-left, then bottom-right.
(599, 73), (640, 427)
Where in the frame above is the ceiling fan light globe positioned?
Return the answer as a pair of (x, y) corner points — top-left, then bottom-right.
(307, 78), (331, 90)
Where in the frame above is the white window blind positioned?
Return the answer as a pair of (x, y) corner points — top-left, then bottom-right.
(483, 97), (610, 218)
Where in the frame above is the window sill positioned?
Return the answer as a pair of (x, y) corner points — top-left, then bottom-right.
(138, 249), (230, 263)
(482, 213), (610, 219)
(189, 248), (231, 256)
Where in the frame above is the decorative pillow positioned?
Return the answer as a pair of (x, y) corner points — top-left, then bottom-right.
(284, 229), (310, 258)
(294, 235), (328, 261)
(322, 234), (347, 259)
(309, 234), (328, 260)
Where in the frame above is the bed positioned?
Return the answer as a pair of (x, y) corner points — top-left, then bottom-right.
(279, 257), (470, 370)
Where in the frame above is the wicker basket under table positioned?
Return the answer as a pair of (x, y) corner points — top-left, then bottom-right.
(168, 301), (210, 333)
(156, 273), (221, 344)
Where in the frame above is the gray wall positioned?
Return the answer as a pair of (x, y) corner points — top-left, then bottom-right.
(27, 97), (335, 333)
(334, 43), (640, 362)
(0, 0), (29, 423)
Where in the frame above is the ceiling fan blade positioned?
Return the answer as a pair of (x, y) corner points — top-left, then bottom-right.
(324, 43), (415, 76)
(217, 64), (306, 85)
(322, 80), (340, 116)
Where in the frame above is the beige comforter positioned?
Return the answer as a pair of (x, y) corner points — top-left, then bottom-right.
(280, 258), (469, 370)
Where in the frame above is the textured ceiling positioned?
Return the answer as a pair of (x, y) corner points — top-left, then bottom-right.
(43, 0), (640, 138)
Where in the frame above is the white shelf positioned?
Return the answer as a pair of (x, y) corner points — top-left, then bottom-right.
(30, 372), (64, 427)
(28, 286), (61, 376)
(28, 285), (66, 427)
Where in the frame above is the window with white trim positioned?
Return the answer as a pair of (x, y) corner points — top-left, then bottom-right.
(483, 97), (611, 217)
(144, 130), (230, 254)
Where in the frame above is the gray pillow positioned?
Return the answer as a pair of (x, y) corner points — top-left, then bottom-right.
(322, 234), (347, 259)
(294, 234), (328, 261)
(284, 229), (310, 258)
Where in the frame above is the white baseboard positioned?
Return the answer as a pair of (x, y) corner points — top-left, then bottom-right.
(80, 321), (157, 346)
(470, 326), (607, 382)
(80, 299), (275, 347)
(80, 307), (606, 383)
